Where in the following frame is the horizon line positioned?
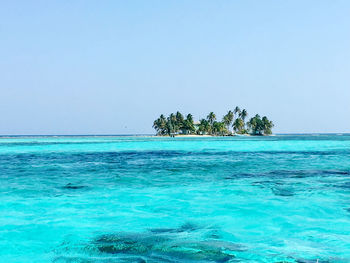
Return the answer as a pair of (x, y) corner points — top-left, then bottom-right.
(0, 133), (349, 137)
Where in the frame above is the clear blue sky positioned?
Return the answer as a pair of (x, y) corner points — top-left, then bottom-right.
(1, 0), (349, 135)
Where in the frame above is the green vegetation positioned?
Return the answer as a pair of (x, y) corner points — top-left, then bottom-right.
(153, 108), (274, 136)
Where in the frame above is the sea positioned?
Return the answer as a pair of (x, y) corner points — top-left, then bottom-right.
(0, 134), (349, 263)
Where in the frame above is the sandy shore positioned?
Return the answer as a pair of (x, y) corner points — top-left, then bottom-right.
(152, 134), (254, 137)
(173, 134), (213, 137)
(151, 134), (276, 137)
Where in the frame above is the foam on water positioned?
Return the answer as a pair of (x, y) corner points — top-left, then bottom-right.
(0, 135), (349, 262)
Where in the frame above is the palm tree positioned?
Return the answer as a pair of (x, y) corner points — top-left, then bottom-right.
(183, 114), (195, 134)
(206, 112), (216, 135)
(239, 109), (248, 122)
(262, 116), (274, 135)
(247, 114), (264, 135)
(207, 112), (216, 125)
(198, 119), (210, 135)
(186, 113), (193, 123)
(212, 121), (228, 136)
(168, 113), (178, 134)
(165, 118), (174, 136)
(175, 111), (184, 126)
(153, 114), (167, 135)
(233, 106), (241, 119)
(169, 113), (177, 123)
(233, 118), (244, 134)
(153, 119), (161, 134)
(222, 110), (234, 133)
(239, 109), (248, 132)
(174, 111), (185, 134)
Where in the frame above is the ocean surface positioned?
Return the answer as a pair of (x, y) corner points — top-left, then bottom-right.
(0, 135), (350, 263)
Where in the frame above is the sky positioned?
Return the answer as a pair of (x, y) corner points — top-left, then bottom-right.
(1, 0), (350, 135)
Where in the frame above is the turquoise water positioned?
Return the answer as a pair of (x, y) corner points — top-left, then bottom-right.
(0, 135), (350, 263)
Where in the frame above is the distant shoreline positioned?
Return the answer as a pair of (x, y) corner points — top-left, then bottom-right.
(0, 133), (349, 139)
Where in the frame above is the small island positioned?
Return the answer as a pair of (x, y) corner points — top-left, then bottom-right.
(153, 107), (274, 137)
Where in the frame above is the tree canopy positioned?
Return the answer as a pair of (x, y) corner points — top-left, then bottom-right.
(153, 108), (274, 136)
